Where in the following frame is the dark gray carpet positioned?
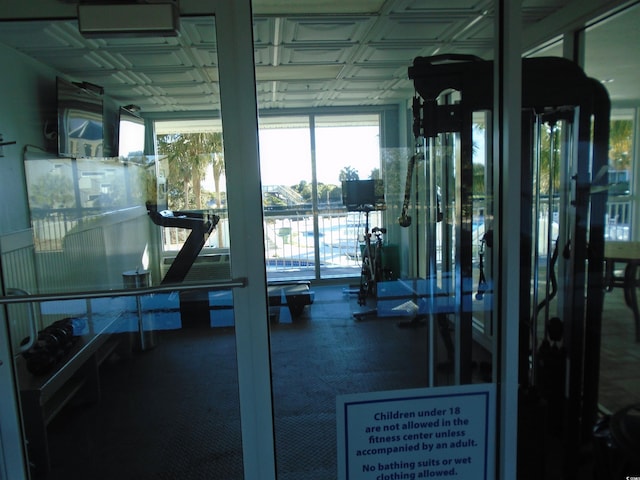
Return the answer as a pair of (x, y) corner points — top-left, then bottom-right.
(43, 285), (445, 479)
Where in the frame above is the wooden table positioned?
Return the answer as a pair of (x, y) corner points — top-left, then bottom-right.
(604, 241), (640, 342)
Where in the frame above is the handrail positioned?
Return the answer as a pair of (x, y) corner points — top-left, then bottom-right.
(6, 288), (39, 351)
(0, 278), (247, 306)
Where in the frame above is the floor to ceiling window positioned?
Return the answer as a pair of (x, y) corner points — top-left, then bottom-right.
(258, 113), (383, 281)
(149, 114), (384, 283)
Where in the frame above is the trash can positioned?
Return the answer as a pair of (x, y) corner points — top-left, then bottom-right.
(122, 270), (157, 351)
(122, 269), (150, 289)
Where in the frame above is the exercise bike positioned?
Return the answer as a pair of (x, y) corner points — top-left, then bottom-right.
(358, 208), (390, 305)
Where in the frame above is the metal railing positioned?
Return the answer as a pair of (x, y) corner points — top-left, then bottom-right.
(28, 196), (633, 281)
(162, 206), (382, 279)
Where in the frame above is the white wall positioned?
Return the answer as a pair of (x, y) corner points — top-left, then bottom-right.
(0, 43), (58, 235)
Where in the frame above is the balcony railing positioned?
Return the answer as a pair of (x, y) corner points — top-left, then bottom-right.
(163, 206), (382, 280)
(29, 195), (633, 283)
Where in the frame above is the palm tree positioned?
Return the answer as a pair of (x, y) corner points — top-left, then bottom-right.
(206, 133), (225, 208)
(157, 132), (225, 210)
(157, 133), (192, 209)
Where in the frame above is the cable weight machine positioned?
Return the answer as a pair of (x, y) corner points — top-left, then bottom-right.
(406, 54), (610, 477)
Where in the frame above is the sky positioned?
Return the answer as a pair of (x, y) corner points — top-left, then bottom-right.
(258, 126), (381, 187)
(200, 123), (488, 192)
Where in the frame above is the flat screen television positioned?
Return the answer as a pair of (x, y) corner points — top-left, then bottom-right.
(118, 107), (146, 159)
(57, 77), (104, 158)
(342, 179), (385, 211)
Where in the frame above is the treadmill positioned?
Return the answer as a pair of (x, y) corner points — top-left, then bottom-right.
(149, 209), (313, 321)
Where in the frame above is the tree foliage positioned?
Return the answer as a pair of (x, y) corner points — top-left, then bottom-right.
(29, 171), (75, 209)
(339, 166), (359, 182)
(156, 132), (224, 210)
(609, 119), (633, 171)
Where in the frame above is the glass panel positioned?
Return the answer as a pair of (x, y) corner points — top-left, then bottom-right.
(256, 114), (382, 282)
(584, 4), (640, 421)
(471, 113), (492, 343)
(154, 119), (230, 261)
(268, 68), (498, 478)
(515, 56), (613, 476)
(603, 110), (633, 241)
(4, 16), (245, 479)
(314, 115), (382, 281)
(412, 86), (493, 387)
(259, 116), (315, 281)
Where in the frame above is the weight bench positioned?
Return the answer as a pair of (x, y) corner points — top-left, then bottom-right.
(16, 312), (126, 478)
(207, 281), (314, 326)
(268, 280), (314, 318)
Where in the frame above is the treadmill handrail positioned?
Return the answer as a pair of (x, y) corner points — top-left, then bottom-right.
(148, 209), (220, 231)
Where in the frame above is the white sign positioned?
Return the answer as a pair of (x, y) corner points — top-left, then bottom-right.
(337, 384), (496, 480)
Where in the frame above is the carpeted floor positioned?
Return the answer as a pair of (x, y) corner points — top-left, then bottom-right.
(42, 285), (456, 479)
(36, 284), (638, 479)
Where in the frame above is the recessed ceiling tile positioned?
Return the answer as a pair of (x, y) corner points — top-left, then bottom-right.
(190, 47), (219, 67)
(179, 17), (217, 46)
(254, 45), (275, 67)
(281, 92), (325, 104)
(359, 44), (428, 64)
(392, 0), (492, 15)
(116, 48), (192, 69)
(280, 45), (355, 64)
(252, 17), (274, 45)
(256, 65), (342, 81)
(157, 83), (211, 96)
(374, 17), (454, 42)
(252, 0), (384, 15)
(386, 78), (415, 91)
(278, 80), (327, 93)
(168, 92), (218, 106)
(346, 63), (410, 80)
(281, 16), (373, 43)
(333, 90), (379, 101)
(140, 69), (205, 85)
(336, 78), (391, 91)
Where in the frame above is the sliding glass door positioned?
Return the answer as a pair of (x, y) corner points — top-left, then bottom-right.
(258, 113), (382, 281)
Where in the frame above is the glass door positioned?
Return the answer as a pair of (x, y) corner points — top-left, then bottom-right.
(0, 5), (273, 478)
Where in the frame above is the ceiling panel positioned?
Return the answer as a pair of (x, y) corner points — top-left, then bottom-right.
(391, 0), (493, 15)
(280, 45), (356, 65)
(252, 17), (276, 45)
(357, 43), (431, 64)
(345, 64), (410, 79)
(282, 17), (373, 43)
(114, 48), (192, 69)
(253, 0), (385, 15)
(0, 0), (635, 114)
(179, 17), (217, 44)
(374, 17), (455, 42)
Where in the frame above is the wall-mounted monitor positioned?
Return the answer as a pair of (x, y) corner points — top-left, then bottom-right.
(342, 179), (385, 211)
(57, 77), (104, 158)
(118, 107), (146, 160)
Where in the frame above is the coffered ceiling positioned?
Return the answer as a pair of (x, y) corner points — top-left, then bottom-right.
(0, 0), (636, 115)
